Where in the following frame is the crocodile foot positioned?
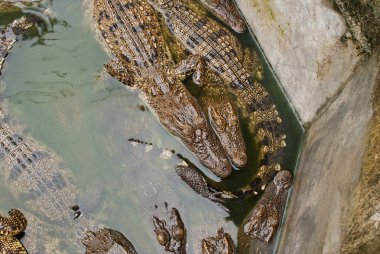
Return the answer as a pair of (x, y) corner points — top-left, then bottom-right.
(199, 0), (247, 33)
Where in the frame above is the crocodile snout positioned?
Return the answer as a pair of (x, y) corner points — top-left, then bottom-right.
(232, 152), (248, 168)
(211, 159), (232, 178)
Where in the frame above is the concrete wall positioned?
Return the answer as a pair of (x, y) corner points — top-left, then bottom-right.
(235, 0), (380, 253)
(235, 0), (362, 124)
(277, 53), (378, 254)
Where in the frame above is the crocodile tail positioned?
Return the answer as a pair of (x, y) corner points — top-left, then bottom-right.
(239, 111), (287, 197)
(227, 81), (287, 197)
(175, 164), (225, 204)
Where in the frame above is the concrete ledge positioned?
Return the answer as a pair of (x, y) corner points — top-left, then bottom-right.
(235, 1), (380, 252)
(277, 53), (378, 253)
(235, 0), (362, 123)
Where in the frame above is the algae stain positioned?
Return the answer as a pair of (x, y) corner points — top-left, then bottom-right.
(249, 0), (286, 38)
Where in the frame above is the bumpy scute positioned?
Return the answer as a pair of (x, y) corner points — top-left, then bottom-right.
(82, 228), (138, 254)
(148, 0), (287, 193)
(152, 207), (187, 254)
(93, 0), (232, 178)
(202, 228), (235, 254)
(243, 170), (292, 245)
(0, 209), (28, 254)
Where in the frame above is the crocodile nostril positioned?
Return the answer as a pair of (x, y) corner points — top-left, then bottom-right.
(218, 164), (232, 178)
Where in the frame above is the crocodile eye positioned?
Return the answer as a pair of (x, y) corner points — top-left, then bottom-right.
(156, 231), (170, 246)
(172, 225), (184, 241)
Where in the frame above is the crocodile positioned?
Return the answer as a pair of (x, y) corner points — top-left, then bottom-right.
(82, 228), (138, 254)
(126, 139), (292, 249)
(198, 0), (247, 33)
(0, 6), (139, 253)
(0, 209), (28, 254)
(152, 206), (186, 254)
(152, 205), (236, 254)
(202, 228), (235, 254)
(148, 0), (287, 197)
(239, 170), (292, 251)
(92, 0), (241, 178)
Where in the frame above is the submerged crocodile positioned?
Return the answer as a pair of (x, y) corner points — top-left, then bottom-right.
(92, 0), (246, 178)
(239, 170), (292, 251)
(148, 0), (287, 197)
(198, 0), (247, 33)
(202, 228), (235, 254)
(152, 205), (236, 254)
(126, 138), (292, 248)
(0, 6), (137, 253)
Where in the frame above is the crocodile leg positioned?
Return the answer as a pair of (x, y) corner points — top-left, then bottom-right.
(173, 54), (204, 86)
(152, 206), (187, 254)
(202, 228), (236, 254)
(104, 58), (137, 88)
(241, 170), (292, 247)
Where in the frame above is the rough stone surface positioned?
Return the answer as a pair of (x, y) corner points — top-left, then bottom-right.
(340, 66), (380, 254)
(276, 53), (379, 254)
(235, 0), (362, 123)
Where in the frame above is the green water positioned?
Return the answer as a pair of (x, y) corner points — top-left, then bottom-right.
(0, 0), (304, 253)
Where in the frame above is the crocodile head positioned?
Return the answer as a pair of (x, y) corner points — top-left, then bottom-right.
(152, 82), (232, 178)
(152, 207), (186, 254)
(0, 209), (28, 236)
(207, 101), (247, 168)
(273, 170), (292, 195)
(202, 228), (236, 254)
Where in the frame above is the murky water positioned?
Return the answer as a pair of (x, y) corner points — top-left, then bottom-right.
(0, 0), (303, 253)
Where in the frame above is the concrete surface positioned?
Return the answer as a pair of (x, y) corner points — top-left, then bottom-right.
(235, 1), (380, 253)
(277, 53), (378, 254)
(235, 0), (362, 123)
(340, 68), (380, 253)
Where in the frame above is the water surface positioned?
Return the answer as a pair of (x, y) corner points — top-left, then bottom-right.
(0, 0), (303, 253)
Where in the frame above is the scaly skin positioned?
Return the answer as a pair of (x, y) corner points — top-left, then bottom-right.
(152, 205), (235, 254)
(147, 0), (254, 90)
(82, 228), (138, 254)
(93, 0), (232, 178)
(0, 8), (135, 253)
(0, 209), (27, 254)
(152, 207), (187, 254)
(206, 99), (247, 167)
(148, 0), (287, 197)
(202, 228), (236, 254)
(241, 170), (292, 247)
(199, 0), (247, 33)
